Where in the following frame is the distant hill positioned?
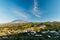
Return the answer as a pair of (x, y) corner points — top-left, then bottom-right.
(12, 19), (30, 23)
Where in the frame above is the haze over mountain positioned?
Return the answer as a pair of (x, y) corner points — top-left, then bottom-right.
(12, 19), (30, 23)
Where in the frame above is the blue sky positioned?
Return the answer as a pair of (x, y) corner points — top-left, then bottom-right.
(0, 0), (60, 23)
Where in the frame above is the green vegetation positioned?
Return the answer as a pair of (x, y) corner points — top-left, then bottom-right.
(0, 22), (60, 40)
(0, 22), (60, 31)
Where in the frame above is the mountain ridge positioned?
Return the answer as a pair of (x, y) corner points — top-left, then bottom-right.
(12, 19), (30, 23)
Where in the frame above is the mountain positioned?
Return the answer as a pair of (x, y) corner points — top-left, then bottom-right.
(12, 19), (30, 23)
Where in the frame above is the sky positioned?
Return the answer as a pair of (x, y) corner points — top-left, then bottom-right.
(0, 0), (60, 23)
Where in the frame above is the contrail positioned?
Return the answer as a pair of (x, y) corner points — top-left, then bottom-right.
(33, 0), (41, 17)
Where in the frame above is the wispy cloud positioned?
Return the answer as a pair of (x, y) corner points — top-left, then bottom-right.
(34, 0), (38, 12)
(31, 0), (42, 18)
(13, 10), (28, 19)
(11, 7), (30, 19)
